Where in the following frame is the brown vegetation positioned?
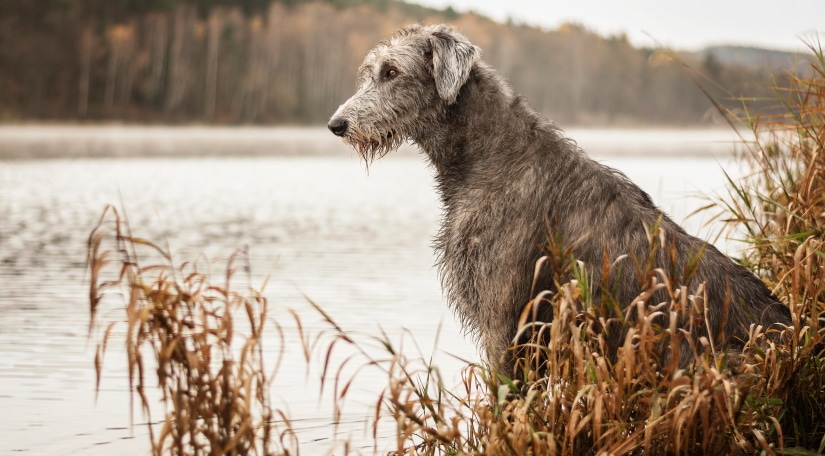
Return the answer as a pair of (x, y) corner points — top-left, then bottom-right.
(87, 206), (300, 455)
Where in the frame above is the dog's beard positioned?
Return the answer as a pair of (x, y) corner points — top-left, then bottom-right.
(345, 122), (405, 165)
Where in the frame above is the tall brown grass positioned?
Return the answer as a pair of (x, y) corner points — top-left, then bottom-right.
(87, 205), (299, 455)
(708, 39), (825, 451)
(323, 227), (802, 455)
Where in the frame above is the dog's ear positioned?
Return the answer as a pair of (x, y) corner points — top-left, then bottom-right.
(428, 27), (479, 104)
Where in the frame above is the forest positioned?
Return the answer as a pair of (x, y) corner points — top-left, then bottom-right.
(0, 0), (804, 125)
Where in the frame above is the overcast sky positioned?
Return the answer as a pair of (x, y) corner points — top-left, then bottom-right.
(411, 0), (823, 52)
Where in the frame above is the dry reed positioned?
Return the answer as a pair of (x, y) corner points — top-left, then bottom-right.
(707, 38), (825, 451)
(321, 225), (800, 455)
(87, 205), (298, 455)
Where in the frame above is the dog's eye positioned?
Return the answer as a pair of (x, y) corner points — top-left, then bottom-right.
(385, 68), (398, 80)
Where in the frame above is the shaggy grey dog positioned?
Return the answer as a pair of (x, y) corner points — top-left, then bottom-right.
(328, 24), (791, 374)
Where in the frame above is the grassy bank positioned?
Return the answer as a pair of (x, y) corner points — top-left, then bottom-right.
(86, 43), (824, 455)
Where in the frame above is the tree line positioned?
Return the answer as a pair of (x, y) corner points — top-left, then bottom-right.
(0, 0), (797, 125)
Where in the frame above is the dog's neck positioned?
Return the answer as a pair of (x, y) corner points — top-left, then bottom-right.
(415, 62), (573, 204)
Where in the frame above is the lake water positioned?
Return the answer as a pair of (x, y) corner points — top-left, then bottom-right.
(0, 126), (751, 454)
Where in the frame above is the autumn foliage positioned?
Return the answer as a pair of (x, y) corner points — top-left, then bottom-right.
(0, 0), (797, 125)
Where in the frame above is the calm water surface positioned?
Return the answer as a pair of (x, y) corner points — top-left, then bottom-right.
(0, 127), (747, 454)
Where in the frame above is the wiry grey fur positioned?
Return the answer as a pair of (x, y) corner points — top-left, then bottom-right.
(328, 24), (791, 374)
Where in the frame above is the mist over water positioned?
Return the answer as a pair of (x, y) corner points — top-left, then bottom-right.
(0, 127), (746, 454)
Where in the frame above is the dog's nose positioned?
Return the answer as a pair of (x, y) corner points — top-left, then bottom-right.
(328, 117), (348, 137)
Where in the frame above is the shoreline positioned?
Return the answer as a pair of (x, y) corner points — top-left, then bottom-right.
(0, 125), (353, 159)
(0, 125), (745, 159)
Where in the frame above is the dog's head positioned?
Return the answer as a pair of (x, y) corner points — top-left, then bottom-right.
(328, 24), (480, 163)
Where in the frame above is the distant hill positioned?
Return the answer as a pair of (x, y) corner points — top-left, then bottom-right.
(698, 45), (810, 73)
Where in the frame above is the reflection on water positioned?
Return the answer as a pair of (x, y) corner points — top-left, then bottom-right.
(0, 127), (745, 454)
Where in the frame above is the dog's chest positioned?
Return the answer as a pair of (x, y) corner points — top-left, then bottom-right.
(440, 182), (540, 272)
